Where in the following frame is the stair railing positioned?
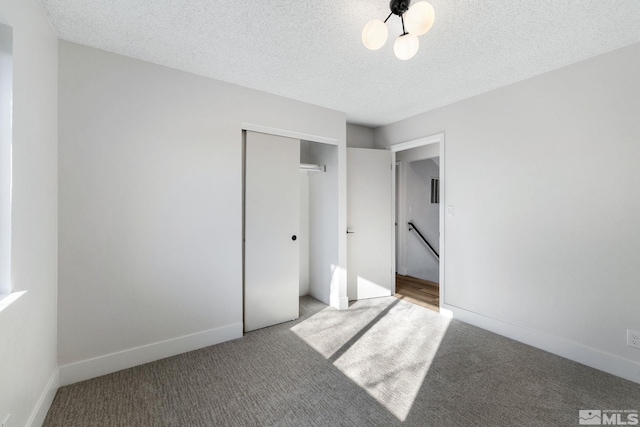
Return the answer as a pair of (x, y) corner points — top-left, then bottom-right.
(407, 221), (439, 260)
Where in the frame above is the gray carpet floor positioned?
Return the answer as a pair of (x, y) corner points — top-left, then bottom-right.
(44, 296), (640, 426)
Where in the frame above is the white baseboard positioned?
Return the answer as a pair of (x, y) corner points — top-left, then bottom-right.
(439, 307), (453, 318)
(27, 368), (59, 427)
(445, 304), (640, 384)
(331, 295), (349, 310)
(59, 323), (243, 386)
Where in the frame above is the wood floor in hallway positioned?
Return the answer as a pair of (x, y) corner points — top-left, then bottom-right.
(394, 274), (439, 312)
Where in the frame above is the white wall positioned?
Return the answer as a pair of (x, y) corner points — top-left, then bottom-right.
(375, 42), (640, 382)
(58, 41), (346, 384)
(396, 143), (439, 163)
(0, 0), (59, 425)
(299, 172), (310, 296)
(346, 123), (376, 148)
(404, 159), (439, 282)
(0, 21), (11, 297)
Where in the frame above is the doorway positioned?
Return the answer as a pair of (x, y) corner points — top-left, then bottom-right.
(390, 133), (445, 311)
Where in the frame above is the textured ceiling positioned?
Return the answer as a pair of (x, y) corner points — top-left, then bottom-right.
(39, 0), (640, 127)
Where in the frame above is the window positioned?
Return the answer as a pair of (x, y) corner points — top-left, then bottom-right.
(430, 177), (439, 204)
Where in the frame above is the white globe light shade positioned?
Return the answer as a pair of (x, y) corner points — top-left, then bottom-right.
(362, 19), (388, 50)
(404, 1), (435, 36)
(394, 33), (419, 60)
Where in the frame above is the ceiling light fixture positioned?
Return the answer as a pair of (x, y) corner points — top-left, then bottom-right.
(362, 0), (435, 60)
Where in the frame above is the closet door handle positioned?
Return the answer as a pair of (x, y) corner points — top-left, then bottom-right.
(292, 235), (297, 241)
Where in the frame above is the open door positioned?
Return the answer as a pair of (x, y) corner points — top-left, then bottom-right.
(347, 148), (393, 300)
(244, 131), (300, 332)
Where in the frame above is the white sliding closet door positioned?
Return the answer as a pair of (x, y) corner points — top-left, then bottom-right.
(244, 131), (300, 332)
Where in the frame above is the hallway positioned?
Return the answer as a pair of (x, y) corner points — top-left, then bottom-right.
(394, 274), (439, 312)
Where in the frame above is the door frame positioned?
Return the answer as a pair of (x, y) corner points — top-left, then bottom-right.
(395, 160), (408, 276)
(389, 132), (445, 309)
(241, 123), (338, 146)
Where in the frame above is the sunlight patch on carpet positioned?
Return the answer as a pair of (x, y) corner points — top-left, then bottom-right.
(292, 298), (451, 420)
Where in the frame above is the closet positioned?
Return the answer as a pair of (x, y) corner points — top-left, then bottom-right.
(243, 132), (335, 333)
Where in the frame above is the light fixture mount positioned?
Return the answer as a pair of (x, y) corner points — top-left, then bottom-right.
(362, 0), (435, 60)
(389, 0), (411, 16)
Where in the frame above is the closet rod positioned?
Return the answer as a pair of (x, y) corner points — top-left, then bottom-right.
(300, 163), (325, 173)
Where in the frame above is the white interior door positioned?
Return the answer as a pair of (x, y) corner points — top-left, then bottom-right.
(347, 148), (393, 300)
(244, 131), (300, 332)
